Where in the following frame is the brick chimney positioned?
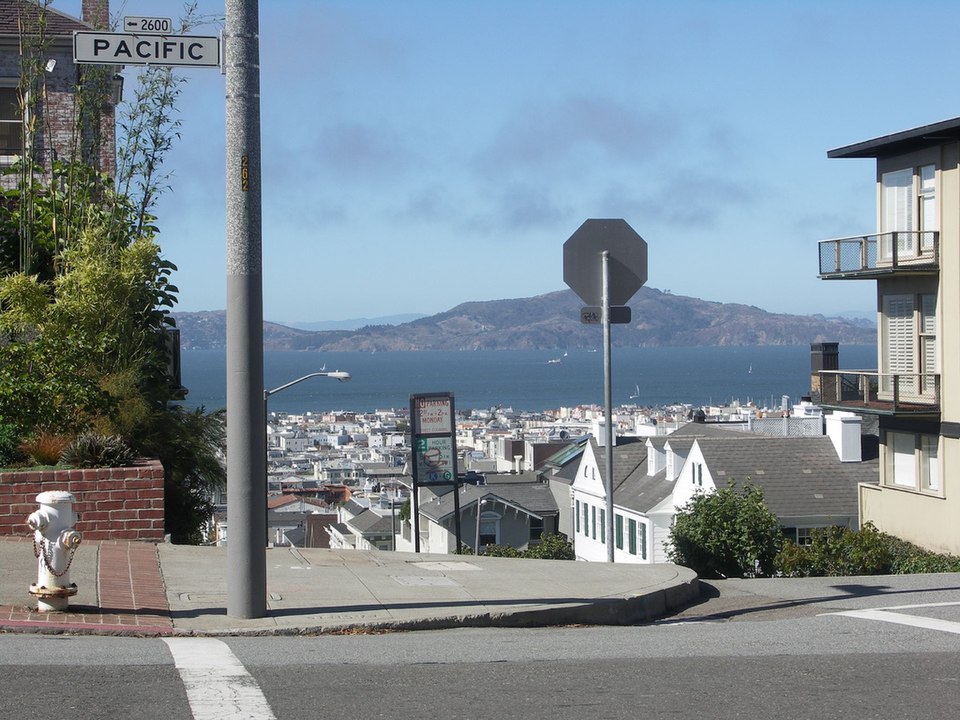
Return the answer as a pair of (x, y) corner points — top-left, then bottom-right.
(78, 0), (116, 176)
(810, 342), (839, 403)
(82, 0), (109, 30)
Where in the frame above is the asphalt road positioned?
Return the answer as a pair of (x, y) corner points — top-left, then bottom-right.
(4, 574), (960, 719)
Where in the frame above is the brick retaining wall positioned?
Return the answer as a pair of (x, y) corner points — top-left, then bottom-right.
(0, 461), (165, 541)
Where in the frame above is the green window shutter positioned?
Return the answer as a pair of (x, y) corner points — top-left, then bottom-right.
(575, 500), (580, 533)
(628, 518), (637, 555)
(640, 522), (647, 560)
(615, 514), (623, 550)
(600, 509), (605, 544)
(591, 506), (596, 539)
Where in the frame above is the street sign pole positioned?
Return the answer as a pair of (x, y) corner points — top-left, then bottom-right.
(563, 219), (648, 564)
(225, 0), (265, 619)
(602, 252), (615, 562)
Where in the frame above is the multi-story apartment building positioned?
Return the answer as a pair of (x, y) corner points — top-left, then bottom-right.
(817, 117), (960, 553)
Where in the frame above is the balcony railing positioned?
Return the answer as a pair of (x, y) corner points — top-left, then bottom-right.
(819, 232), (938, 279)
(817, 370), (940, 415)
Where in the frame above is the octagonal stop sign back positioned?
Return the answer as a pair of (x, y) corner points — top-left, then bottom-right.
(563, 219), (648, 306)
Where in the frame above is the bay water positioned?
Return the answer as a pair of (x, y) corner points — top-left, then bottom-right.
(181, 345), (877, 414)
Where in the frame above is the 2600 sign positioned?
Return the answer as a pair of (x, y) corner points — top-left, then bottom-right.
(124, 16), (173, 34)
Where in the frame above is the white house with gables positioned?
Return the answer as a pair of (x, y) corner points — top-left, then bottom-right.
(572, 416), (877, 564)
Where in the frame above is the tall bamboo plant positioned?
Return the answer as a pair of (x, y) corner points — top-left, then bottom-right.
(114, 2), (210, 238)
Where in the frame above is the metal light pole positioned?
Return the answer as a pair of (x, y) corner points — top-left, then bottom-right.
(225, 0), (265, 619)
(474, 497), (488, 554)
(264, 370), (352, 496)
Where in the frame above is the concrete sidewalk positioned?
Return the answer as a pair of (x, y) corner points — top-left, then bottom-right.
(0, 538), (700, 636)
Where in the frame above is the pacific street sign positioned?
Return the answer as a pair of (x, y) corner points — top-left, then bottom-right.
(73, 31), (221, 68)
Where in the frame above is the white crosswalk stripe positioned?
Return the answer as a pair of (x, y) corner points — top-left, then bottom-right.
(163, 637), (277, 720)
(824, 601), (960, 636)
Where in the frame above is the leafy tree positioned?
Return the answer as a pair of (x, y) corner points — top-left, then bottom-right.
(668, 482), (783, 578)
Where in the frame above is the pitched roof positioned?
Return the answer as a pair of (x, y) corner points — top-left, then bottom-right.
(347, 509), (395, 535)
(420, 480), (558, 522)
(0, 0), (91, 35)
(267, 494), (302, 510)
(696, 435), (877, 520)
(615, 467), (676, 514)
(591, 437), (648, 489)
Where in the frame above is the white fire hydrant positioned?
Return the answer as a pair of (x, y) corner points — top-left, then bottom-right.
(27, 491), (82, 612)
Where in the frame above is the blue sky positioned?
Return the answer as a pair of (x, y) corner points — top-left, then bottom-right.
(57, 1), (960, 324)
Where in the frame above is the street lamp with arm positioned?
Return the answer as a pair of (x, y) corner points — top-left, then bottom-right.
(263, 370), (352, 541)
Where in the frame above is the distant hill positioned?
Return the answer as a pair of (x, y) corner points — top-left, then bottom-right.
(172, 288), (875, 351)
(282, 314), (426, 331)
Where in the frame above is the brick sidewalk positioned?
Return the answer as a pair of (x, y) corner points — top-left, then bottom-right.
(0, 541), (173, 635)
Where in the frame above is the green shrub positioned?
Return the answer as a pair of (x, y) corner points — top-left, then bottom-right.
(479, 543), (522, 558)
(0, 422), (20, 467)
(61, 432), (136, 468)
(885, 535), (960, 574)
(668, 482), (783, 578)
(774, 523), (960, 577)
(776, 524), (891, 577)
(524, 533), (575, 560)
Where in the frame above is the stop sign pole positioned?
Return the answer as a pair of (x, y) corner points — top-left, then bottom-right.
(600, 250), (615, 561)
(564, 219), (648, 562)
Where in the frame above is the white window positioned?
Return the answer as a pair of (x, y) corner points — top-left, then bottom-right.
(884, 431), (941, 495)
(880, 293), (936, 400)
(882, 169), (913, 230)
(880, 165), (937, 261)
(921, 436), (940, 493)
(881, 168), (914, 259)
(478, 511), (500, 546)
(881, 294), (914, 395)
(888, 431), (916, 488)
(0, 84), (21, 158)
(529, 515), (544, 542)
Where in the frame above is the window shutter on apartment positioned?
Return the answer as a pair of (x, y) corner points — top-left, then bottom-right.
(882, 169), (915, 258)
(882, 294), (915, 377)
